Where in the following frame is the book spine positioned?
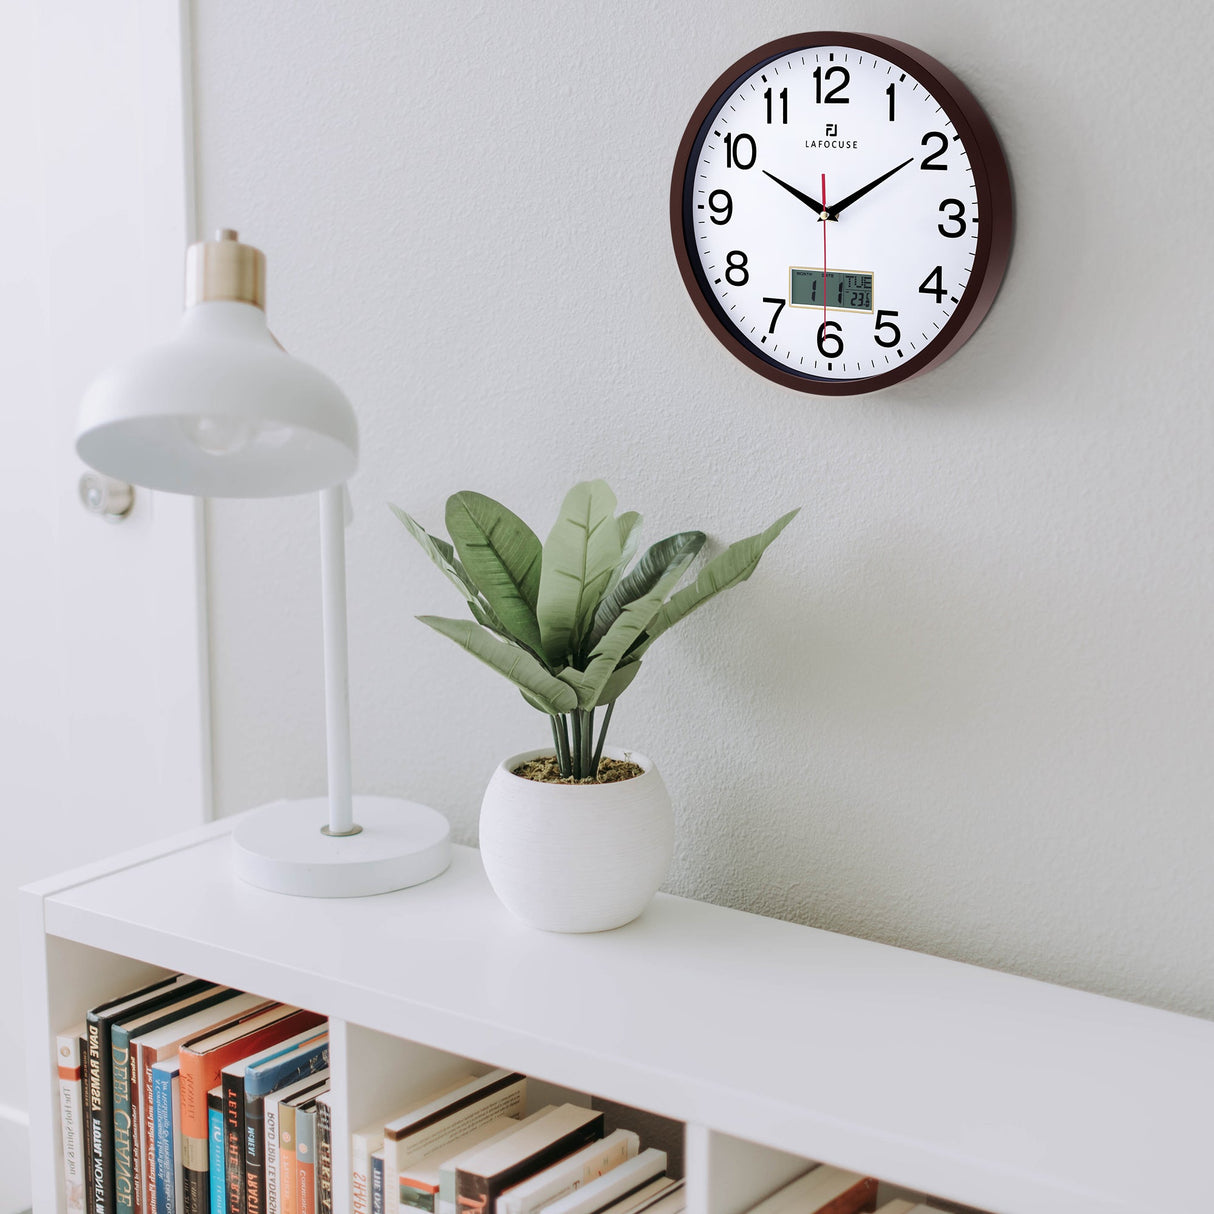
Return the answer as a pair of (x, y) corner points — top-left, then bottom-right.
(58, 1031), (87, 1214)
(314, 1097), (331, 1214)
(263, 1099), (280, 1214)
(87, 1015), (114, 1214)
(208, 1090), (226, 1214)
(278, 1105), (297, 1214)
(349, 1134), (374, 1214)
(369, 1154), (383, 1214)
(139, 1045), (158, 1214)
(172, 1076), (184, 1214)
(295, 1108), (316, 1214)
(244, 1091), (266, 1214)
(152, 1070), (175, 1214)
(111, 1027), (139, 1214)
(180, 1056), (211, 1214)
(82, 1032), (98, 1214)
(223, 1073), (246, 1214)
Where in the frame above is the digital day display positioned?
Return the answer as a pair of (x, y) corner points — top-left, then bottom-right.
(790, 268), (874, 313)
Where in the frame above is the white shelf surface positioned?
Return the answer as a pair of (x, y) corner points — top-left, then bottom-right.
(26, 816), (1214, 1214)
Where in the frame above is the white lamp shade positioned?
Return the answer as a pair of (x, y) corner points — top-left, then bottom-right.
(76, 299), (359, 497)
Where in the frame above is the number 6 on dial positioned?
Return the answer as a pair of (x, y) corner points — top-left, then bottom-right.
(670, 32), (1013, 395)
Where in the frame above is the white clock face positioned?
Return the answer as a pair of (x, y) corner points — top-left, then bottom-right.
(678, 39), (999, 391)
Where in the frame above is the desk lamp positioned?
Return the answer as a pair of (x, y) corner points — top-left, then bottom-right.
(76, 230), (451, 897)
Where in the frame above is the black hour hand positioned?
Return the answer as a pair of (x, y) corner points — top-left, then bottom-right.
(828, 157), (914, 218)
(762, 170), (828, 218)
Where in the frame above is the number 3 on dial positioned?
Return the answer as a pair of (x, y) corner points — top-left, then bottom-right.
(670, 32), (1013, 395)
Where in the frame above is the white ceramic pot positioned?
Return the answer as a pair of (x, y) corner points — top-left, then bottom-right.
(478, 747), (675, 933)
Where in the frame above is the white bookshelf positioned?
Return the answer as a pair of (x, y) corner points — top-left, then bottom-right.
(22, 814), (1214, 1214)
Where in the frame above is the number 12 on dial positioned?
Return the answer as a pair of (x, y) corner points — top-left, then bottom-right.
(670, 32), (1012, 395)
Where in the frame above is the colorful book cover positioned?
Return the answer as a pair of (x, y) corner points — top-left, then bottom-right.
(151, 1059), (182, 1214)
(113, 985), (231, 1214)
(294, 1102), (318, 1214)
(243, 1031), (330, 1214)
(208, 1089), (226, 1214)
(314, 1093), (331, 1214)
(265, 1072), (329, 1214)
(58, 1023), (89, 1214)
(86, 974), (190, 1214)
(179, 1006), (324, 1214)
(137, 994), (272, 1214)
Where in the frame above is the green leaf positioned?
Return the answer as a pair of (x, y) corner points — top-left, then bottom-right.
(633, 509), (800, 656)
(390, 504), (484, 606)
(558, 587), (666, 709)
(417, 616), (577, 714)
(594, 658), (641, 708)
(589, 530), (706, 649)
(602, 511), (643, 601)
(445, 492), (544, 654)
(536, 480), (621, 665)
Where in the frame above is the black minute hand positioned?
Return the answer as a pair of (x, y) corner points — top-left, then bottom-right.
(762, 170), (827, 217)
(828, 157), (914, 218)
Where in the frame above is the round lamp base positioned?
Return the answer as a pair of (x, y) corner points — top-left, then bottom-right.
(231, 795), (451, 898)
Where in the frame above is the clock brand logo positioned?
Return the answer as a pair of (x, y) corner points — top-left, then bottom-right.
(806, 123), (858, 150)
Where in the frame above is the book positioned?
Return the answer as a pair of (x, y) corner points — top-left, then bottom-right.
(314, 1092), (332, 1214)
(294, 1099), (321, 1214)
(265, 1073), (329, 1214)
(137, 995), (273, 1214)
(179, 1005), (325, 1214)
(535, 1148), (666, 1214)
(83, 1025), (98, 1214)
(115, 984), (237, 1214)
(58, 1021), (89, 1214)
(87, 974), (198, 1214)
(496, 1129), (639, 1214)
(275, 1083), (326, 1214)
(746, 1167), (877, 1214)
(383, 1070), (526, 1193)
(369, 1150), (384, 1214)
(207, 1090), (225, 1214)
(594, 1176), (680, 1214)
(453, 1104), (606, 1214)
(397, 1116), (522, 1212)
(349, 1119), (384, 1214)
(871, 1204), (917, 1214)
(241, 1029), (331, 1214)
(434, 1109), (556, 1214)
(151, 1058), (182, 1214)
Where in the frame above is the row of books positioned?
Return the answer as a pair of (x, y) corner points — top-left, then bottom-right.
(349, 1069), (679, 1214)
(57, 974), (328, 1214)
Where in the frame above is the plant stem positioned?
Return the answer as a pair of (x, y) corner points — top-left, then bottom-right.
(585, 707), (596, 778)
(550, 715), (568, 777)
(591, 700), (615, 773)
(570, 711), (582, 780)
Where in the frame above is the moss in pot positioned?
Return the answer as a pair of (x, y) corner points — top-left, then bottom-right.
(392, 480), (796, 930)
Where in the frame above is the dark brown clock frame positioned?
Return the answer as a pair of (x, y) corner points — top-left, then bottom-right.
(670, 32), (1014, 396)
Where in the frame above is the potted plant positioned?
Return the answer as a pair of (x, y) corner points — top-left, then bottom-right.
(393, 480), (796, 932)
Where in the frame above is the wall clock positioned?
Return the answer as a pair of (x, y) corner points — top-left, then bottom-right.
(670, 32), (1013, 395)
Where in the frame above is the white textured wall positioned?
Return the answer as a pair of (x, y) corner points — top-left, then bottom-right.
(194, 0), (1214, 1017)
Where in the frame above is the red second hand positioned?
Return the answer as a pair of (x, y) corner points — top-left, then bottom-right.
(821, 172), (828, 328)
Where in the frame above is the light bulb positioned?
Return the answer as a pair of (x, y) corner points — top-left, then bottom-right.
(183, 415), (255, 455)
